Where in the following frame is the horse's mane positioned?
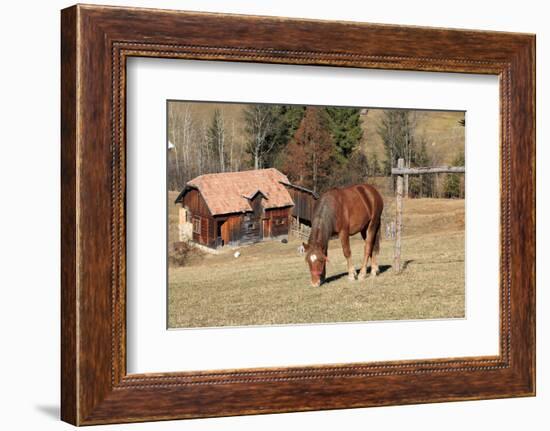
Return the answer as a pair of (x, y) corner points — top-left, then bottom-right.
(308, 196), (335, 251)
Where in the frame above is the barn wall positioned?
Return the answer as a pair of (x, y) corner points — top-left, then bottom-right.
(182, 189), (211, 218)
(266, 207), (290, 237)
(214, 214), (243, 246)
(207, 216), (216, 247)
(202, 217), (210, 244)
(241, 213), (261, 244)
(182, 189), (215, 247)
(226, 215), (243, 243)
(233, 194), (263, 244)
(287, 188), (317, 222)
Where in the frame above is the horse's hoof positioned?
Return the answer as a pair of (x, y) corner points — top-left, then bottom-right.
(348, 274), (356, 281)
(357, 272), (367, 281)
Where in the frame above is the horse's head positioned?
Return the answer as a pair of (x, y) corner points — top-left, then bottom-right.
(303, 242), (328, 287)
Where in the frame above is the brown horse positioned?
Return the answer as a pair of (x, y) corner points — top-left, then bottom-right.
(303, 183), (383, 287)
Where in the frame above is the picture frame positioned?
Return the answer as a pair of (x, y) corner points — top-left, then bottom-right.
(61, 4), (535, 425)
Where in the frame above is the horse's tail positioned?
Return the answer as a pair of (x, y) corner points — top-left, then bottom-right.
(373, 189), (384, 255)
(373, 223), (381, 255)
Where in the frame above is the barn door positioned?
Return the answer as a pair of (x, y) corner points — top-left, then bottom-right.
(221, 220), (230, 246)
(262, 219), (271, 239)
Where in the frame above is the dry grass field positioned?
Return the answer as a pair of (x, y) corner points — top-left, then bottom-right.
(167, 192), (465, 328)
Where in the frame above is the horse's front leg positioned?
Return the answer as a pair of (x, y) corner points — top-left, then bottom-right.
(339, 230), (356, 281)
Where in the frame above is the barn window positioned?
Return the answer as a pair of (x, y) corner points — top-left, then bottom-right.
(192, 216), (201, 234)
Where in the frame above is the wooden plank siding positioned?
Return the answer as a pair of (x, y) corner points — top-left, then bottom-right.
(286, 188), (317, 223)
(238, 193), (264, 244)
(202, 217), (209, 245)
(266, 207), (291, 238)
(216, 214), (243, 246)
(240, 213), (261, 244)
(180, 186), (294, 248)
(182, 188), (216, 247)
(182, 188), (210, 217)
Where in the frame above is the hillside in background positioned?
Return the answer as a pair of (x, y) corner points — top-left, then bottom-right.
(170, 101), (464, 167)
(361, 109), (465, 166)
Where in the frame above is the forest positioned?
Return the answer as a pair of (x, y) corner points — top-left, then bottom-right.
(167, 102), (465, 198)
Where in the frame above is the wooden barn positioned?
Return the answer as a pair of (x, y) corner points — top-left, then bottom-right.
(175, 168), (300, 249)
(280, 182), (319, 240)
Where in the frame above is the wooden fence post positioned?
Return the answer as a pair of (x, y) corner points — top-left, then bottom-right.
(394, 158), (404, 273)
(390, 162), (465, 274)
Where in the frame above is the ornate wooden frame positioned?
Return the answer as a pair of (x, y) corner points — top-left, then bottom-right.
(61, 4), (535, 425)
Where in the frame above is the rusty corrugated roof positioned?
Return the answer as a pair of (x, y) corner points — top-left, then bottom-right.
(185, 168), (294, 216)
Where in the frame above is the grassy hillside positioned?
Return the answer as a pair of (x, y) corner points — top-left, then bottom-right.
(361, 109), (465, 166)
(169, 101), (465, 168)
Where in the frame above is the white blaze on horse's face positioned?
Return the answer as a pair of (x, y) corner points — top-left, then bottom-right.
(306, 250), (325, 287)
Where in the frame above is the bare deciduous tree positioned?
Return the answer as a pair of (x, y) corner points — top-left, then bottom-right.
(244, 105), (276, 169)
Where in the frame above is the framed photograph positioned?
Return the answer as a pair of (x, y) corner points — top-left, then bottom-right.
(61, 4), (535, 425)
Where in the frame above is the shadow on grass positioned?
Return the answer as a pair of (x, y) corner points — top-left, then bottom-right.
(323, 272), (351, 284)
(324, 264), (395, 284)
(402, 259), (414, 270)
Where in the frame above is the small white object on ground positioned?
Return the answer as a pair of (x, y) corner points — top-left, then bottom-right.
(233, 251), (241, 258)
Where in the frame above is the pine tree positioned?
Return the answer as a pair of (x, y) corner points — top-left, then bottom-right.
(409, 139), (433, 197)
(264, 105), (305, 168)
(324, 107), (363, 164)
(444, 149), (465, 198)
